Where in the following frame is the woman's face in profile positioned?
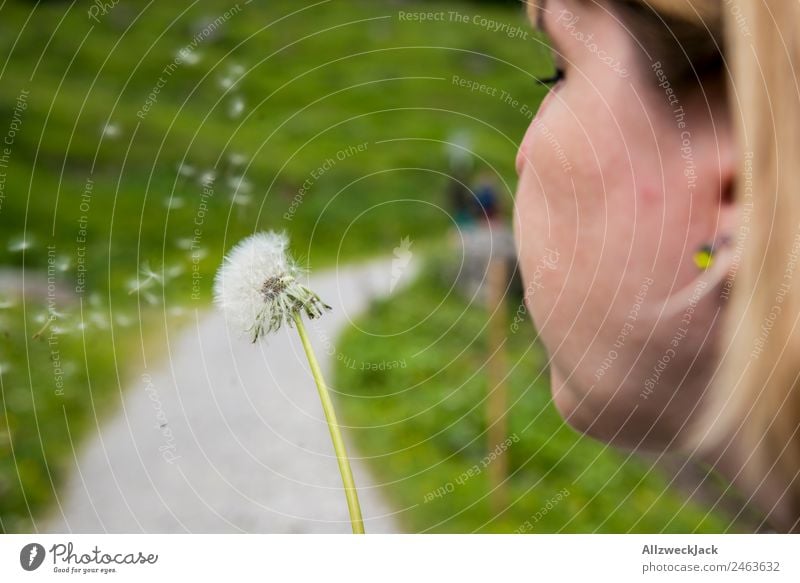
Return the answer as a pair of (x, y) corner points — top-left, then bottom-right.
(514, 0), (733, 449)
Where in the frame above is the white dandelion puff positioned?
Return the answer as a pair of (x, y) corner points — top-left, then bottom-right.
(213, 230), (363, 533)
(213, 231), (331, 343)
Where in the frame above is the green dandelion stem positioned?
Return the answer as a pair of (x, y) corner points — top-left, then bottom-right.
(292, 311), (365, 534)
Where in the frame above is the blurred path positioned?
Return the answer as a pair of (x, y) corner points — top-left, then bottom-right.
(46, 257), (418, 533)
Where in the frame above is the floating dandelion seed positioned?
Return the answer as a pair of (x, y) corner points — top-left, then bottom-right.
(177, 163), (197, 178)
(228, 152), (248, 167)
(228, 175), (252, 194)
(168, 306), (186, 317)
(102, 122), (121, 139)
(218, 62), (245, 90)
(32, 306), (66, 339)
(89, 311), (109, 329)
(50, 324), (71, 336)
(199, 170), (216, 187)
(165, 264), (184, 279)
(88, 292), (104, 307)
(128, 261), (164, 295)
(177, 48), (201, 66)
(214, 231), (363, 533)
(176, 237), (193, 250)
(115, 314), (132, 327)
(8, 236), (33, 252)
(164, 196), (185, 210)
(56, 256), (71, 272)
(230, 193), (252, 207)
(228, 96), (245, 118)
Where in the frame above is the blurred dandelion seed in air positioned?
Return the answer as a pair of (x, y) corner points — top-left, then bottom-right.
(230, 193), (252, 207)
(227, 152), (248, 167)
(55, 256), (71, 272)
(228, 96), (245, 118)
(228, 175), (252, 194)
(8, 236), (33, 252)
(164, 197), (185, 210)
(213, 230), (363, 533)
(88, 311), (109, 330)
(177, 163), (197, 178)
(176, 48), (201, 66)
(102, 122), (121, 139)
(199, 170), (216, 188)
(115, 314), (133, 327)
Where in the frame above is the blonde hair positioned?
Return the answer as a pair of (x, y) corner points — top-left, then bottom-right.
(610, 0), (800, 530)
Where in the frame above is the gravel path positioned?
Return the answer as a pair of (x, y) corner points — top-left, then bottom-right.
(46, 258), (415, 533)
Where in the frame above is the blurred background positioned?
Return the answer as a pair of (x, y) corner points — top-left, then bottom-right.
(0, 0), (757, 533)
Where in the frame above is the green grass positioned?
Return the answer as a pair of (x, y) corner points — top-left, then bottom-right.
(334, 260), (744, 533)
(0, 0), (555, 531)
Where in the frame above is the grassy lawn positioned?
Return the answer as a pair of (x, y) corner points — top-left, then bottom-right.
(335, 259), (745, 533)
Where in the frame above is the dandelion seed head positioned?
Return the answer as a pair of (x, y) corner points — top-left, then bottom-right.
(213, 231), (330, 342)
